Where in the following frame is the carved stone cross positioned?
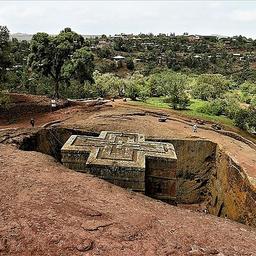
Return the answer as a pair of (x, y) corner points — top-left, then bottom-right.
(61, 131), (177, 203)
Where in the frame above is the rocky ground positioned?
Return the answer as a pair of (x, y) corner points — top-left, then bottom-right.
(1, 95), (256, 255)
(1, 144), (256, 256)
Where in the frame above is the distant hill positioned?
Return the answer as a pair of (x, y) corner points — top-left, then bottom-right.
(10, 33), (99, 41)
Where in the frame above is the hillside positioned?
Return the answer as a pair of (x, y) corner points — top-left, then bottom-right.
(10, 33), (99, 41)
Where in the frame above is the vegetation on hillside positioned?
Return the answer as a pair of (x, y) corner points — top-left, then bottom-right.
(0, 26), (255, 133)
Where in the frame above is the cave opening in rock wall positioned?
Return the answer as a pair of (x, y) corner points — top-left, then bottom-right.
(19, 127), (256, 227)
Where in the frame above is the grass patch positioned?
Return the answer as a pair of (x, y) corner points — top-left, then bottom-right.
(131, 97), (234, 126)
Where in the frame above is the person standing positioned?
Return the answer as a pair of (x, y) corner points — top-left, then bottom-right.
(51, 98), (57, 112)
(30, 117), (35, 127)
(192, 124), (198, 133)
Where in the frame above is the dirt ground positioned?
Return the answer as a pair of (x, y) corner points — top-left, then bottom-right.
(1, 97), (256, 255)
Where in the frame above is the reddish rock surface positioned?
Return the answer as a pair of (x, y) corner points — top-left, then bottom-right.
(0, 144), (256, 256)
(1, 95), (256, 255)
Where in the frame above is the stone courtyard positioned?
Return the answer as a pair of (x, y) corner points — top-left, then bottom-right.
(61, 131), (177, 203)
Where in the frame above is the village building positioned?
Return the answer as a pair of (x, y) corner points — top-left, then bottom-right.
(113, 55), (126, 67)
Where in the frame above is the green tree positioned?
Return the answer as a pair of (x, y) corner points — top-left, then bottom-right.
(10, 38), (30, 66)
(112, 37), (132, 52)
(247, 107), (256, 131)
(223, 94), (240, 119)
(0, 90), (10, 110)
(148, 72), (166, 97)
(62, 47), (94, 85)
(125, 73), (150, 101)
(157, 71), (190, 109)
(234, 106), (256, 131)
(197, 99), (226, 116)
(96, 46), (112, 58)
(240, 81), (256, 103)
(28, 28), (94, 98)
(93, 71), (123, 98)
(251, 96), (256, 108)
(192, 74), (230, 100)
(197, 94), (240, 118)
(240, 81), (256, 95)
(126, 58), (134, 70)
(0, 26), (11, 82)
(166, 50), (180, 71)
(96, 59), (116, 73)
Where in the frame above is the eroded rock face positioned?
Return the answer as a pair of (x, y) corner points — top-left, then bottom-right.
(170, 140), (216, 204)
(19, 128), (99, 161)
(167, 139), (256, 226)
(208, 148), (256, 226)
(11, 128), (256, 227)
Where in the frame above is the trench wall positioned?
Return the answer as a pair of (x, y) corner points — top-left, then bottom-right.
(19, 128), (256, 226)
(19, 128), (98, 160)
(208, 147), (256, 226)
(147, 137), (256, 226)
(149, 138), (217, 204)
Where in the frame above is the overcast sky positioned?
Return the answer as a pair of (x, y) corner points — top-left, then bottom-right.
(1, 1), (256, 38)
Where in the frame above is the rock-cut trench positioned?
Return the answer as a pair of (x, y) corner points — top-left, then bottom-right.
(19, 127), (256, 227)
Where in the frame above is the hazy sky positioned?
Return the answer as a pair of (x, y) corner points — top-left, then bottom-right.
(1, 1), (256, 38)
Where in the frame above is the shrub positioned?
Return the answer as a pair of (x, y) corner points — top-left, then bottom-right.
(93, 71), (123, 98)
(126, 58), (135, 70)
(192, 74), (230, 100)
(234, 109), (250, 130)
(223, 95), (240, 119)
(0, 90), (10, 110)
(234, 107), (256, 131)
(96, 59), (116, 73)
(125, 73), (150, 101)
(60, 80), (87, 99)
(197, 99), (226, 116)
(251, 96), (256, 108)
(148, 71), (190, 109)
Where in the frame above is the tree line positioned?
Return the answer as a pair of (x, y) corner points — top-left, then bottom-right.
(0, 26), (255, 132)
